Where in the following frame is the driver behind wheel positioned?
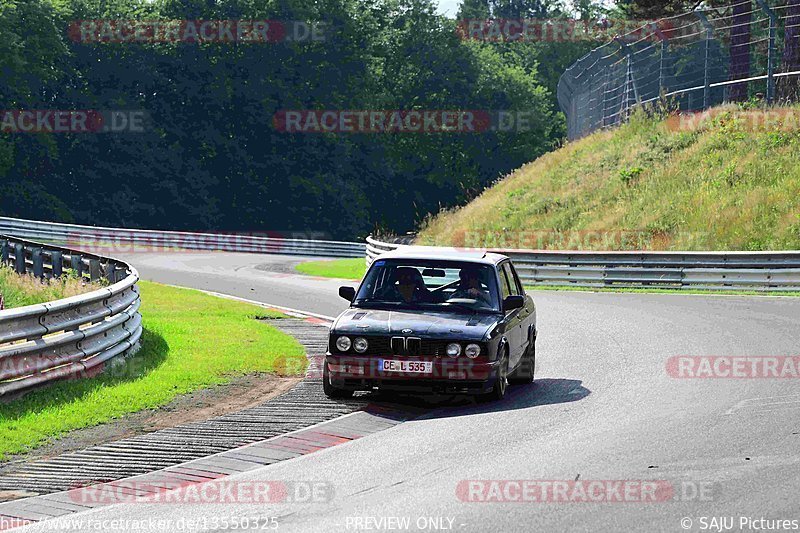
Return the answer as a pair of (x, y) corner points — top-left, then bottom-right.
(451, 267), (492, 306)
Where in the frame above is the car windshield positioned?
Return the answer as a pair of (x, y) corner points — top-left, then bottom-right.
(354, 259), (501, 313)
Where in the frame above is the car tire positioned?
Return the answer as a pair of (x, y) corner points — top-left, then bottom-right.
(323, 363), (354, 399)
(509, 335), (535, 385)
(482, 350), (509, 402)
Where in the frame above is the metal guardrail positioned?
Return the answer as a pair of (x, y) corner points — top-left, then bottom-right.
(0, 217), (366, 258)
(0, 235), (142, 398)
(366, 236), (800, 292)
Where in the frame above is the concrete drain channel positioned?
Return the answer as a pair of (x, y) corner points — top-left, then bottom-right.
(0, 318), (428, 527)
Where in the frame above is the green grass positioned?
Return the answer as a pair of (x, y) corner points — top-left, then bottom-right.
(419, 105), (800, 251)
(0, 266), (102, 308)
(295, 258), (366, 280)
(0, 281), (307, 460)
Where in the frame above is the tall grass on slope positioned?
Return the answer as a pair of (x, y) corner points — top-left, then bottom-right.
(419, 105), (800, 251)
(0, 266), (102, 308)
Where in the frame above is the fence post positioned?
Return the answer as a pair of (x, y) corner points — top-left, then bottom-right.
(695, 12), (713, 110)
(755, 0), (778, 104)
(592, 69), (604, 131)
(602, 67), (611, 127)
(659, 39), (667, 95)
(615, 38), (641, 119)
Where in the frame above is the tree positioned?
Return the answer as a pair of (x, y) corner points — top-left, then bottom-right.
(457, 0), (490, 19)
(617, 0), (699, 19)
(488, 0), (564, 18)
(0, 0), (564, 239)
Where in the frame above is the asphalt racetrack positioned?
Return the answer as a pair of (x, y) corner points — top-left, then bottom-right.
(22, 251), (800, 533)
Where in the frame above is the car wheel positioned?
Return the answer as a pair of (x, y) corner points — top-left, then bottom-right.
(482, 351), (509, 402)
(323, 363), (354, 399)
(509, 335), (535, 385)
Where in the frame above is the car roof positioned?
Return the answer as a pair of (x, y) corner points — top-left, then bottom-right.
(374, 247), (509, 266)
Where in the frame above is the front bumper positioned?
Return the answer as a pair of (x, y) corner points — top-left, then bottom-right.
(325, 354), (500, 394)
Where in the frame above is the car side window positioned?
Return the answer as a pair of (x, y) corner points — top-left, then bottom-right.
(499, 263), (514, 299)
(509, 263), (525, 296)
(501, 263), (520, 296)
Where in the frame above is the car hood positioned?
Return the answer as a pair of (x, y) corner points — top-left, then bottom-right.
(332, 308), (501, 341)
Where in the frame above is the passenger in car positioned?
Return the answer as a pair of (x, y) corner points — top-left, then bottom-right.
(451, 267), (492, 306)
(379, 267), (432, 303)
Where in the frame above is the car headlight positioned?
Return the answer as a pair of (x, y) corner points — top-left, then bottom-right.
(446, 343), (461, 358)
(465, 344), (481, 359)
(353, 337), (369, 353)
(336, 336), (352, 352)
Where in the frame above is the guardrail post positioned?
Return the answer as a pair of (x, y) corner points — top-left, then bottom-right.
(32, 247), (44, 278)
(14, 243), (26, 274)
(695, 12), (713, 110)
(51, 250), (63, 278)
(105, 262), (117, 283)
(89, 259), (101, 281)
(71, 254), (84, 277)
(1, 239), (8, 265)
(755, 0), (777, 104)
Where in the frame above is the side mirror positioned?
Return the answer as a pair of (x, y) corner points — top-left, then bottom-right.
(339, 286), (356, 302)
(503, 295), (524, 312)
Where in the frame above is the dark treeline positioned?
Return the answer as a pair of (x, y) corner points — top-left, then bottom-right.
(0, 0), (616, 239)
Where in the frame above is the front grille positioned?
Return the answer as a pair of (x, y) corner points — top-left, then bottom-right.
(406, 337), (421, 356)
(391, 337), (405, 355)
(366, 336), (391, 355)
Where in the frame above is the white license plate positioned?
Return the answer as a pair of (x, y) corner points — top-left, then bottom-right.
(379, 360), (433, 374)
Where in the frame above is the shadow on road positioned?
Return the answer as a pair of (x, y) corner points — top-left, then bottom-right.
(364, 378), (591, 419)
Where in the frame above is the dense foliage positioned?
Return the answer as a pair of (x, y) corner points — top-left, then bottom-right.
(0, 0), (601, 239)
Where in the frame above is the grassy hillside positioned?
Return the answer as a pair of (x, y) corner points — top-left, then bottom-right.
(419, 106), (800, 251)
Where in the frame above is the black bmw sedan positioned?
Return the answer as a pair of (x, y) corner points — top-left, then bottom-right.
(324, 250), (537, 401)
